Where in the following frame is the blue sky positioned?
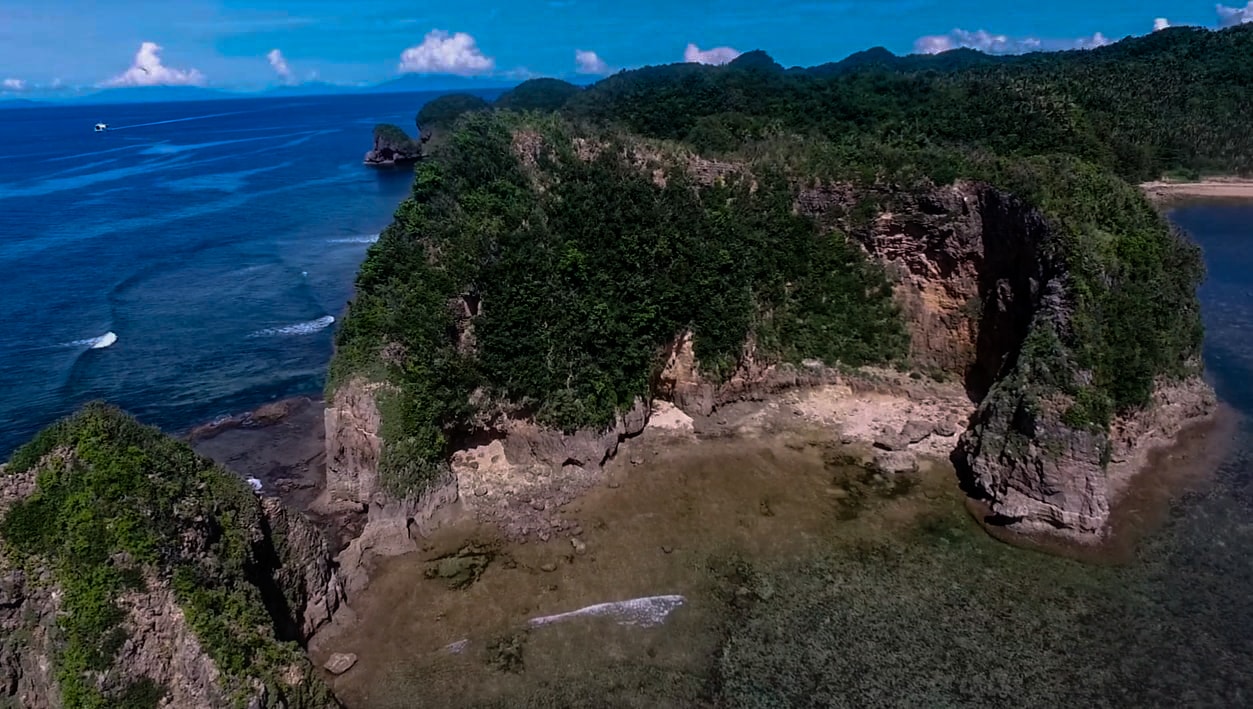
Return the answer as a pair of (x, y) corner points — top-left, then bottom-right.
(1, 1), (1250, 92)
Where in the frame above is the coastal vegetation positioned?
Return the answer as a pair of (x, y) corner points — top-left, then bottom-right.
(415, 93), (490, 132)
(331, 113), (907, 494)
(329, 25), (1250, 493)
(0, 405), (334, 708)
(493, 78), (582, 113)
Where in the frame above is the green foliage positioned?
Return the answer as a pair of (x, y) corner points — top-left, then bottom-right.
(416, 93), (491, 131)
(334, 26), (1225, 480)
(0, 405), (333, 707)
(568, 25), (1253, 181)
(372, 123), (419, 149)
(494, 78), (582, 112)
(332, 115), (907, 483)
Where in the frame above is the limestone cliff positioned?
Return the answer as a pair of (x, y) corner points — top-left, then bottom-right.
(0, 406), (344, 708)
(798, 179), (1213, 539)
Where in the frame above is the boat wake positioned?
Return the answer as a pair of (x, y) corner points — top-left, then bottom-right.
(64, 331), (118, 349)
(326, 233), (379, 244)
(527, 594), (686, 629)
(248, 315), (335, 338)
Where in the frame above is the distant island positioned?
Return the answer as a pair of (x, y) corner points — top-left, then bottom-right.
(3, 22), (1253, 708)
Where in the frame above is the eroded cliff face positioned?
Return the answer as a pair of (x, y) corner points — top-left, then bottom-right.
(0, 447), (345, 708)
(0, 468), (58, 709)
(798, 179), (1211, 539)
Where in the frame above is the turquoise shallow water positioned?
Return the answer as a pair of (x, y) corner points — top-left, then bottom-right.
(0, 92), (497, 455)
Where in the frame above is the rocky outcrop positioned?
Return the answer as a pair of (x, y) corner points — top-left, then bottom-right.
(363, 124), (424, 167)
(962, 375), (1216, 537)
(323, 378), (461, 591)
(500, 397), (649, 470)
(324, 378), (388, 509)
(798, 179), (1214, 540)
(0, 410), (345, 708)
(771, 179), (1212, 539)
(260, 497), (347, 638)
(656, 331), (844, 417)
(0, 469), (59, 709)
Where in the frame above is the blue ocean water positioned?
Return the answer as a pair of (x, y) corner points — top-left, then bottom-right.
(0, 93), (471, 456)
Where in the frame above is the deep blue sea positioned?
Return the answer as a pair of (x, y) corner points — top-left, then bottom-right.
(0, 93), (475, 456)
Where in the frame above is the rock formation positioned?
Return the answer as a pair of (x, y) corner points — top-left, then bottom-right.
(0, 407), (344, 708)
(798, 179), (1214, 540)
(363, 124), (424, 167)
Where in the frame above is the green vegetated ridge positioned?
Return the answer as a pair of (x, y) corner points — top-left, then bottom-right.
(334, 26), (1241, 495)
(331, 112), (907, 495)
(0, 405), (336, 709)
(372, 123), (420, 150)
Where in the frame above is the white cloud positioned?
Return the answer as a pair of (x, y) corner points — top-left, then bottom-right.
(1217, 3), (1253, 26)
(2, 78), (25, 91)
(575, 49), (610, 75)
(398, 30), (495, 75)
(1075, 32), (1112, 49)
(267, 49), (293, 83)
(104, 42), (205, 87)
(684, 43), (742, 65)
(1154, 18), (1171, 31)
(914, 28), (1110, 55)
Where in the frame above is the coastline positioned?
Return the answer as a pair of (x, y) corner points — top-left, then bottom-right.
(1141, 178), (1253, 203)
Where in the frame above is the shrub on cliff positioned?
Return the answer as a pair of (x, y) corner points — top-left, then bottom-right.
(0, 405), (338, 708)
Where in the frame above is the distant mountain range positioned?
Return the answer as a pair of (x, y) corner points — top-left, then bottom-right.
(0, 74), (527, 107)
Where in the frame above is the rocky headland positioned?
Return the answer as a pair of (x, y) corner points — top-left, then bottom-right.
(362, 124), (424, 167)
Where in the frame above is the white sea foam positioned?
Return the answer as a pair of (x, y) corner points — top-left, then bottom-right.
(326, 233), (379, 244)
(248, 315), (335, 338)
(527, 595), (685, 629)
(64, 331), (118, 349)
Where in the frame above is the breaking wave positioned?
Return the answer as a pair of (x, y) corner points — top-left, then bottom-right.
(326, 233), (379, 244)
(527, 594), (686, 629)
(248, 315), (335, 338)
(64, 331), (118, 349)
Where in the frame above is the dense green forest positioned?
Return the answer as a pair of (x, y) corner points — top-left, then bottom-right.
(335, 25), (1241, 494)
(564, 25), (1253, 180)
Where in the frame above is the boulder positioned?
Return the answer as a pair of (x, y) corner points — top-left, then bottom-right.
(324, 653), (358, 675)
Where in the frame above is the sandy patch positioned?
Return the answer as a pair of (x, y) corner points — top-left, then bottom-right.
(744, 382), (974, 459)
(646, 400), (695, 435)
(1142, 179), (1253, 202)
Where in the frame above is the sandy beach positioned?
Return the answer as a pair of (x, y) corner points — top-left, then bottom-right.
(1141, 178), (1253, 202)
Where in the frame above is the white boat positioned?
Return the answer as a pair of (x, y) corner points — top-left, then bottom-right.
(94, 123), (107, 132)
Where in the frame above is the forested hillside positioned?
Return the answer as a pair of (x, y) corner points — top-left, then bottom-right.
(336, 25), (1238, 496)
(565, 25), (1253, 180)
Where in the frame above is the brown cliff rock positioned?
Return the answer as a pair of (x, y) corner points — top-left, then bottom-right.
(324, 378), (388, 508)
